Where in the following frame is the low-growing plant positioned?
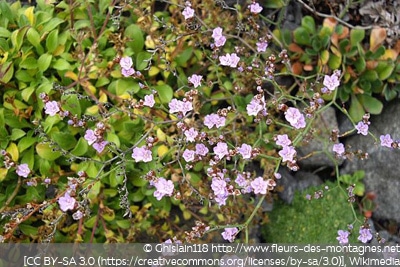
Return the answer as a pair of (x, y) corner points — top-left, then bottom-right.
(0, 0), (396, 245)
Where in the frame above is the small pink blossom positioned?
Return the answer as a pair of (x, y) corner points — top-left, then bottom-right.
(256, 40), (268, 52)
(84, 129), (97, 146)
(143, 94), (155, 107)
(121, 68), (135, 77)
(92, 141), (108, 153)
(182, 6), (194, 20)
(248, 2), (263, 14)
(195, 143), (209, 156)
(188, 74), (202, 88)
(16, 164), (30, 178)
(182, 149), (195, 162)
(221, 227), (238, 242)
(237, 143), (252, 159)
(278, 146), (296, 162)
(132, 146), (152, 162)
(153, 178), (174, 200)
(184, 128), (198, 142)
(323, 72), (340, 91)
(380, 134), (393, 148)
(211, 178), (227, 196)
(333, 143), (345, 156)
(213, 142), (229, 159)
(358, 228), (373, 243)
(250, 177), (268, 194)
(58, 192), (76, 212)
(276, 134), (292, 147)
(219, 53), (240, 68)
(246, 95), (266, 116)
(355, 121), (369, 136)
(337, 230), (350, 245)
(72, 210), (84, 220)
(120, 56), (133, 69)
(44, 101), (60, 116)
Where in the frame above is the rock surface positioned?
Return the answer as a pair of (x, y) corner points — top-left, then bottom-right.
(342, 100), (400, 222)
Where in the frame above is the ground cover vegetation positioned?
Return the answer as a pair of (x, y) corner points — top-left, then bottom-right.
(0, 0), (399, 243)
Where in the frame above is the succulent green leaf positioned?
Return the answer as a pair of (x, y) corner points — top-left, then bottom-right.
(154, 84), (173, 103)
(349, 94), (364, 122)
(359, 95), (383, 115)
(125, 24), (144, 54)
(293, 27), (310, 46)
(301, 16), (315, 34)
(350, 28), (365, 46)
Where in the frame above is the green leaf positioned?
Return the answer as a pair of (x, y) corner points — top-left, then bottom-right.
(263, 0), (284, 8)
(36, 143), (61, 161)
(349, 94), (364, 122)
(38, 53), (52, 72)
(18, 136), (37, 153)
(0, 27), (10, 38)
(350, 28), (365, 46)
(354, 57), (366, 72)
(154, 84), (173, 103)
(0, 62), (14, 83)
(87, 181), (101, 201)
(41, 17), (64, 33)
(328, 54), (341, 70)
(376, 62), (395, 80)
(19, 224), (38, 236)
(359, 95), (383, 115)
(175, 47), (193, 67)
(51, 132), (77, 150)
(21, 87), (35, 102)
(71, 138), (88, 156)
(116, 220), (131, 229)
(27, 27), (43, 51)
(132, 175), (147, 187)
(20, 57), (38, 69)
(62, 94), (81, 117)
(53, 58), (71, 70)
(115, 79), (139, 96)
(293, 27), (310, 46)
(125, 24), (144, 54)
(301, 16), (315, 34)
(10, 129), (26, 141)
(46, 29), (58, 53)
(135, 51), (151, 70)
(362, 70), (378, 82)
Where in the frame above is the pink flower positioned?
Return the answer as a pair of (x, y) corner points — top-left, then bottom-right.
(182, 149), (195, 162)
(92, 141), (108, 153)
(153, 178), (174, 200)
(250, 177), (268, 194)
(184, 127), (198, 142)
(143, 94), (155, 107)
(211, 178), (227, 196)
(72, 210), (83, 220)
(44, 101), (60, 116)
(285, 107), (306, 129)
(278, 146), (296, 162)
(219, 53), (240, 68)
(84, 129), (97, 145)
(213, 142), (229, 159)
(58, 192), (76, 212)
(168, 99), (193, 116)
(337, 230), (350, 245)
(182, 6), (194, 20)
(204, 113), (226, 129)
(221, 227), (238, 242)
(323, 72), (340, 91)
(195, 143), (209, 156)
(333, 143), (345, 156)
(276, 134), (291, 147)
(120, 56), (133, 69)
(358, 228), (373, 243)
(355, 121), (369, 136)
(380, 134), (393, 148)
(121, 68), (135, 77)
(248, 2), (263, 14)
(132, 146), (152, 162)
(237, 143), (252, 159)
(246, 95), (266, 116)
(212, 27), (226, 48)
(188, 74), (202, 88)
(256, 40), (268, 52)
(16, 164), (30, 178)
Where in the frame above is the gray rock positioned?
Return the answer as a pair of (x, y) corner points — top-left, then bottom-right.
(297, 107), (341, 169)
(277, 168), (323, 204)
(342, 100), (400, 222)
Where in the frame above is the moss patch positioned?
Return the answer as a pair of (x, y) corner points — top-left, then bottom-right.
(262, 181), (364, 243)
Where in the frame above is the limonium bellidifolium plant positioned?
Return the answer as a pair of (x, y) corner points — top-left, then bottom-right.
(0, 0), (395, 244)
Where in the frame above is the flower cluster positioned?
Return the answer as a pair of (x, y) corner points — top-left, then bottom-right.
(120, 56), (135, 77)
(219, 53), (240, 68)
(169, 98), (193, 117)
(275, 134), (298, 170)
(204, 113), (226, 129)
(333, 143), (345, 158)
(246, 92), (267, 118)
(57, 172), (87, 220)
(84, 122), (108, 153)
(152, 178), (174, 200)
(284, 107), (306, 129)
(188, 74), (202, 88)
(212, 27), (226, 48)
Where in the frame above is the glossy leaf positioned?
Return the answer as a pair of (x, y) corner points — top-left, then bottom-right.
(359, 95), (383, 115)
(293, 27), (310, 46)
(350, 28), (365, 46)
(349, 94), (364, 122)
(154, 84), (173, 103)
(36, 143), (61, 161)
